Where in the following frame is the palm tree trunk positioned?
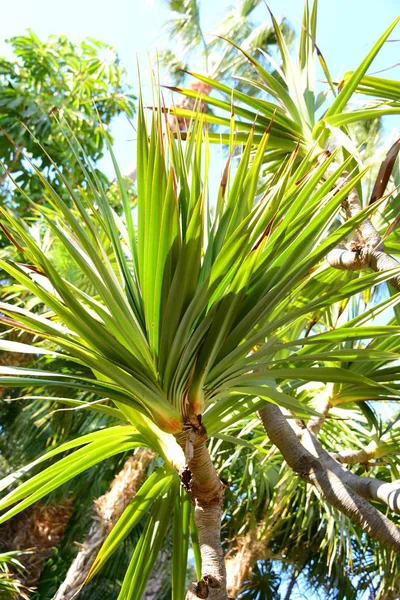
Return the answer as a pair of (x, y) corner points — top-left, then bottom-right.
(53, 448), (154, 600)
(180, 433), (227, 600)
(226, 530), (269, 597)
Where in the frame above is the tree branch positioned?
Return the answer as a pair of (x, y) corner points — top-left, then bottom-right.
(301, 429), (400, 514)
(259, 404), (400, 552)
(306, 390), (332, 435)
(332, 440), (379, 465)
(322, 157), (400, 290)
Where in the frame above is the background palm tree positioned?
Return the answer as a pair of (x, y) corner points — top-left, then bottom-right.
(158, 0), (293, 87)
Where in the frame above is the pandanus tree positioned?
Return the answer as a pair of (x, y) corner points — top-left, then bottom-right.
(1, 3), (400, 599)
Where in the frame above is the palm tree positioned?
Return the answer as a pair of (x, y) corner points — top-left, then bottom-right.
(158, 0), (293, 88)
(1, 2), (400, 599)
(53, 448), (154, 600)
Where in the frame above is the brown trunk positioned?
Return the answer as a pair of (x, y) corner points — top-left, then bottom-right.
(53, 448), (154, 600)
(226, 530), (269, 597)
(178, 421), (228, 600)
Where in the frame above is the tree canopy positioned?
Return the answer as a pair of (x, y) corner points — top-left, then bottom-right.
(0, 30), (135, 209)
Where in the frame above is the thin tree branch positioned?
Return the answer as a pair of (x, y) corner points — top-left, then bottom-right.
(332, 440), (380, 465)
(283, 568), (301, 600)
(306, 389), (333, 435)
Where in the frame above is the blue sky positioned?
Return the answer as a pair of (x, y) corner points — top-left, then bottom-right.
(0, 0), (398, 176)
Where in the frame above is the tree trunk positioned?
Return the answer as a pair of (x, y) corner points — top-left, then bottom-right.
(53, 448), (154, 600)
(186, 442), (227, 600)
(178, 419), (228, 600)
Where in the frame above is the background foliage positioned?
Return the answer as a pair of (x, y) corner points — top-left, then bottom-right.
(0, 30), (135, 210)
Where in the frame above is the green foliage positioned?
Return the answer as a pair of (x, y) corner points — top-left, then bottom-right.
(0, 30), (135, 208)
(0, 3), (400, 598)
(159, 0), (293, 91)
(0, 551), (31, 599)
(0, 98), (398, 596)
(240, 562), (281, 600)
(170, 6), (400, 176)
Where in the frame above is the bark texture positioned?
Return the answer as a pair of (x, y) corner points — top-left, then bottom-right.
(332, 440), (379, 465)
(178, 420), (228, 600)
(53, 448), (154, 600)
(225, 528), (271, 598)
(323, 156), (400, 289)
(259, 404), (400, 553)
